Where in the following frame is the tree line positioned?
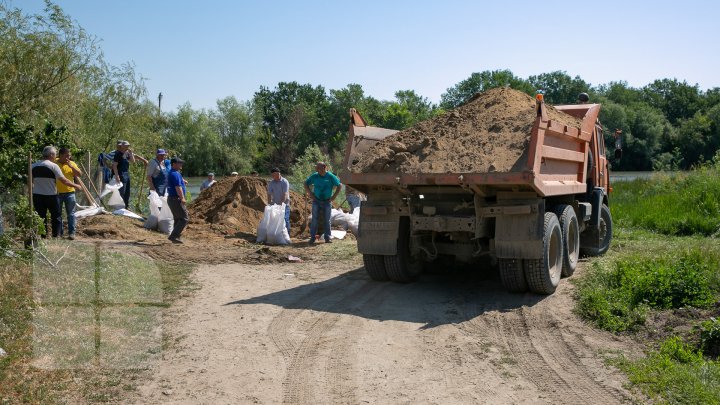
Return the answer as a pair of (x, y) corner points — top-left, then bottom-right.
(2, 1), (720, 202)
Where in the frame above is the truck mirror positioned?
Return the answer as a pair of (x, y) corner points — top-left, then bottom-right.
(614, 148), (622, 160)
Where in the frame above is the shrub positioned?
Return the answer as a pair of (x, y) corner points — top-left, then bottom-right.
(576, 249), (720, 332)
(699, 318), (720, 358)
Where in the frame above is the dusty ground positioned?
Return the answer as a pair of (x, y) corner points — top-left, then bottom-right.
(112, 240), (643, 405)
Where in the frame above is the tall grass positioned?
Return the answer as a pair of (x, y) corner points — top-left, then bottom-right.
(611, 162), (720, 236)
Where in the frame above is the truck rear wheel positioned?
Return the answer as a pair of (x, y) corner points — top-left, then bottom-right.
(554, 205), (579, 277)
(581, 204), (612, 257)
(363, 254), (389, 281)
(384, 217), (423, 283)
(498, 258), (527, 293)
(524, 212), (563, 295)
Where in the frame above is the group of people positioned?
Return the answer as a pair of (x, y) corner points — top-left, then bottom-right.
(31, 139), (363, 245)
(267, 161), (363, 245)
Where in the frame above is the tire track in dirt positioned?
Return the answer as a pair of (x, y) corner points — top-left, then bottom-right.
(492, 305), (624, 404)
(422, 292), (501, 403)
(268, 277), (387, 405)
(451, 288), (627, 404)
(522, 307), (628, 403)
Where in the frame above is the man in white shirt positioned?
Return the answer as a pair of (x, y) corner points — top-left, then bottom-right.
(200, 173), (216, 192)
(32, 146), (82, 238)
(267, 167), (291, 233)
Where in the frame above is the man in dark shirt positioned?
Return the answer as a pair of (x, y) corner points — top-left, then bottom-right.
(32, 146), (82, 237)
(166, 157), (188, 243)
(111, 140), (147, 209)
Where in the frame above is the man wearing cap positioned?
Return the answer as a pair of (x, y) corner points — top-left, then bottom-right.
(200, 173), (216, 192)
(112, 140), (148, 209)
(56, 147), (83, 240)
(167, 157), (189, 243)
(146, 148), (170, 196)
(32, 146), (82, 238)
(304, 161), (341, 244)
(267, 167), (291, 233)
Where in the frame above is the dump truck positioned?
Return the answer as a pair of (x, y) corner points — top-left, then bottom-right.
(340, 94), (619, 295)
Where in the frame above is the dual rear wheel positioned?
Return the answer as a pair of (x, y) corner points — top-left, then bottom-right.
(499, 207), (580, 295)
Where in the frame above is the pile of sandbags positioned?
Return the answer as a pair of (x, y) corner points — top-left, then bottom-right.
(330, 207), (360, 235)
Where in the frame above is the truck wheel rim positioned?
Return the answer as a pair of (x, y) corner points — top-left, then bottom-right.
(549, 227), (562, 280)
(568, 220), (579, 264)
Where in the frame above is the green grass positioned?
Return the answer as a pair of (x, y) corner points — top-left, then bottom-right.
(577, 163), (720, 403)
(611, 164), (720, 236)
(0, 240), (196, 404)
(611, 337), (720, 405)
(576, 236), (720, 333)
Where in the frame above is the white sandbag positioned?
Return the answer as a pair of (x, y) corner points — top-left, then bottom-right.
(148, 191), (162, 217)
(256, 206), (271, 243)
(257, 204), (290, 245)
(112, 208), (143, 220)
(107, 191), (124, 209)
(144, 214), (158, 230)
(100, 179), (122, 198)
(157, 196), (174, 222)
(330, 209), (346, 227)
(347, 207), (360, 235)
(330, 230), (347, 240)
(74, 206), (104, 219)
(158, 218), (173, 235)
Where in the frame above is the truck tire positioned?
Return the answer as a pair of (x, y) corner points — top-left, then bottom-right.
(524, 212), (563, 295)
(384, 217), (423, 283)
(554, 205), (579, 277)
(581, 204), (612, 257)
(363, 254), (389, 281)
(498, 258), (527, 293)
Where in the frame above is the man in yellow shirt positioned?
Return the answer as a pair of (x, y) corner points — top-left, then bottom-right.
(56, 147), (83, 240)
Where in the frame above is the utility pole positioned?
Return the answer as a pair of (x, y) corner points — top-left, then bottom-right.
(158, 92), (163, 115)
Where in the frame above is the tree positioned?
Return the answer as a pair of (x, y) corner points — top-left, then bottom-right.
(253, 82), (333, 171)
(0, 1), (101, 125)
(528, 71), (592, 104)
(642, 79), (703, 125)
(440, 69), (533, 109)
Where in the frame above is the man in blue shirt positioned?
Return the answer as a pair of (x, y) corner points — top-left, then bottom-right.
(304, 162), (341, 244)
(166, 157), (188, 243)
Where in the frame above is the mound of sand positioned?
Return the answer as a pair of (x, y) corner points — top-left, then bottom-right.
(351, 87), (584, 174)
(189, 176), (312, 237)
(77, 213), (147, 239)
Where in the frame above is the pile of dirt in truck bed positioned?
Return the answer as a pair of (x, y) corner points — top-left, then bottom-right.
(189, 176), (312, 238)
(351, 87), (584, 174)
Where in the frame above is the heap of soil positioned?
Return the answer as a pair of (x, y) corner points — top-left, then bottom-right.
(351, 87), (584, 174)
(77, 214), (147, 239)
(189, 176), (312, 238)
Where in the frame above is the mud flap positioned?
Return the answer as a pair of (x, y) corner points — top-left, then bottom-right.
(357, 216), (399, 255)
(493, 201), (544, 260)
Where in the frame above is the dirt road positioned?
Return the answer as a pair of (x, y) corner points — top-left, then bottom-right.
(132, 248), (639, 404)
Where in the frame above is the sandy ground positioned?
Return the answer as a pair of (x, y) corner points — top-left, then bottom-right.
(128, 245), (642, 405)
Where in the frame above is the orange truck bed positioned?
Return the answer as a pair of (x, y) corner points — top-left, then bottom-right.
(340, 102), (603, 197)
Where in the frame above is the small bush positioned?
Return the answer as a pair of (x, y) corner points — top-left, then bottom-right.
(576, 249), (720, 332)
(699, 318), (720, 358)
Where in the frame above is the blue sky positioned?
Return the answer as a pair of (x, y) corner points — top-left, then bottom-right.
(18, 0), (720, 112)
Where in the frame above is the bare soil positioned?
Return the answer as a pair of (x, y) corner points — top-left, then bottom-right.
(352, 87), (584, 174)
(190, 176), (313, 238)
(119, 249), (643, 405)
